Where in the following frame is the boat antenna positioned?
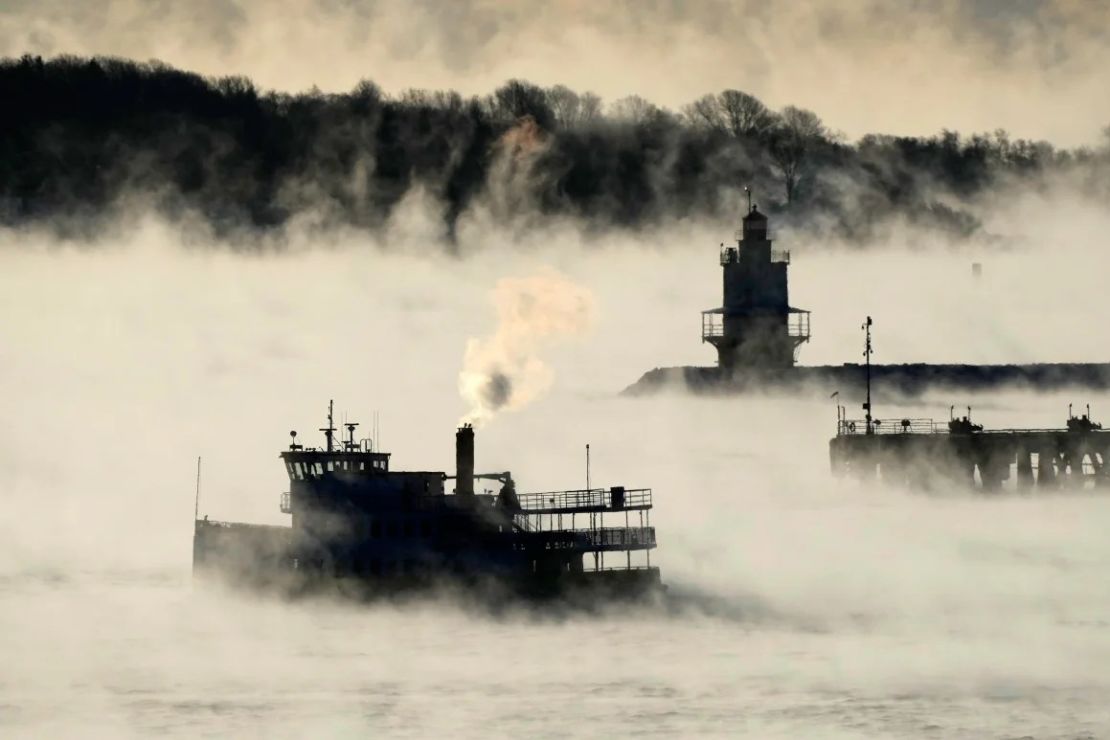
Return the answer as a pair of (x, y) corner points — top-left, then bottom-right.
(345, 421), (359, 451)
(194, 456), (201, 521)
(863, 316), (873, 435)
(744, 185), (752, 214)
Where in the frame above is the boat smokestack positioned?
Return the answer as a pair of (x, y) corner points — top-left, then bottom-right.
(456, 424), (474, 496)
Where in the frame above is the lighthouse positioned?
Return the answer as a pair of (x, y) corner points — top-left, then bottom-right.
(701, 201), (810, 373)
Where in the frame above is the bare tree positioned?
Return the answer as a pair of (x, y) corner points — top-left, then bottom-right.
(399, 88), (461, 112)
(770, 105), (826, 204)
(349, 79), (383, 115)
(546, 85), (602, 128)
(578, 92), (602, 124)
(718, 90), (776, 139)
(683, 94), (724, 130)
(609, 94), (665, 125)
(488, 79), (555, 128)
(546, 84), (581, 128)
(682, 90), (775, 139)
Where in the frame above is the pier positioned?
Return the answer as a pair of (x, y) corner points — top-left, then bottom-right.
(830, 409), (1109, 490)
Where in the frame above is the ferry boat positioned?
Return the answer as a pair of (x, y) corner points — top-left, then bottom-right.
(193, 402), (662, 600)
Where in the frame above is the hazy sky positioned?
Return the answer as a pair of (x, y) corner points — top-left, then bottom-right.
(2, 0), (1109, 146)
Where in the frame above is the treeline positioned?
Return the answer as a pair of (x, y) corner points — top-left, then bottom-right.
(1, 54), (1107, 243)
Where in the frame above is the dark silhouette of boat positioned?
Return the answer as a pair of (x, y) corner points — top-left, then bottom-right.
(193, 402), (662, 602)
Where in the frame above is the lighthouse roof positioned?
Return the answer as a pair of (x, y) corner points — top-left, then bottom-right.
(743, 205), (768, 222)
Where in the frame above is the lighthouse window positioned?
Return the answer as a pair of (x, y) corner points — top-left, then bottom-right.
(403, 521), (414, 538)
(370, 520), (381, 538)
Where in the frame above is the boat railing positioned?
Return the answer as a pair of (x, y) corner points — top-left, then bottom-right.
(836, 418), (1110, 437)
(837, 418), (943, 436)
(195, 518), (291, 532)
(507, 526), (656, 550)
(702, 311), (724, 340)
(515, 487), (652, 513)
(583, 526), (656, 549)
(788, 311), (810, 340)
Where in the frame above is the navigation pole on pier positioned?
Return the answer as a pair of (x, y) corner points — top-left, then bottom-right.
(863, 316), (873, 435)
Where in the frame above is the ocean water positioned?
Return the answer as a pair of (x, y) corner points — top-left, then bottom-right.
(3, 228), (1110, 738)
(4, 387), (1110, 739)
(3, 536), (1109, 740)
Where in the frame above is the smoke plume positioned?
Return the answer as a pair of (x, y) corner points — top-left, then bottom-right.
(458, 269), (594, 425)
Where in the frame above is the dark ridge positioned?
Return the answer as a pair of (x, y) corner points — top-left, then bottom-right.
(2, 54), (1109, 244)
(623, 363), (1110, 398)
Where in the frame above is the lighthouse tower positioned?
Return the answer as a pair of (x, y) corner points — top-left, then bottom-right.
(701, 202), (810, 373)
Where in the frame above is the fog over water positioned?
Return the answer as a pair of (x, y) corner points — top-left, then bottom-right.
(2, 194), (1110, 737)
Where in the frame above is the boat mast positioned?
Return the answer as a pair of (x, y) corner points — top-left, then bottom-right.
(320, 399), (336, 452)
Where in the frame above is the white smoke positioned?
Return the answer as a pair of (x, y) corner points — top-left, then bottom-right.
(458, 269), (595, 426)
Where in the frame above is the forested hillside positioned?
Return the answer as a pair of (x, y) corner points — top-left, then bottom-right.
(2, 54), (1107, 243)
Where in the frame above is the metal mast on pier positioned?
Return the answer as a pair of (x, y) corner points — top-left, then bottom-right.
(863, 316), (873, 435)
